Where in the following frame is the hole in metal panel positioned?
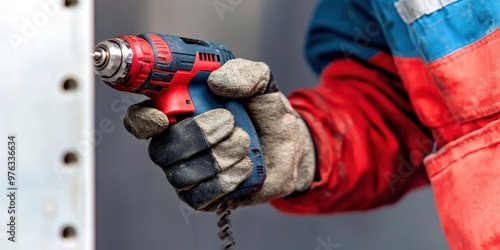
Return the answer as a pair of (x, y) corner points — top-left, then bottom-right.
(64, 0), (78, 7)
(63, 79), (78, 91)
(61, 225), (77, 240)
(63, 152), (78, 165)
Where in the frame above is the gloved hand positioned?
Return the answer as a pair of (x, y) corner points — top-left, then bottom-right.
(124, 59), (316, 210)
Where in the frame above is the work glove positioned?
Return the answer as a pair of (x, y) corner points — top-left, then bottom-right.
(124, 59), (316, 210)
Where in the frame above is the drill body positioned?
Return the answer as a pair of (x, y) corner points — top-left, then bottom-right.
(93, 33), (266, 205)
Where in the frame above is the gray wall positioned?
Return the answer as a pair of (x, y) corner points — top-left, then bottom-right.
(94, 1), (448, 249)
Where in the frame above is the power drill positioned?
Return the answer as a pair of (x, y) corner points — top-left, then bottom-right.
(92, 33), (266, 249)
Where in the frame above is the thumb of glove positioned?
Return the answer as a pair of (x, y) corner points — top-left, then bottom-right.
(207, 59), (275, 98)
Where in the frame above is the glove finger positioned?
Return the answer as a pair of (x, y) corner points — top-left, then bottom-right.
(195, 109), (235, 146)
(124, 100), (169, 139)
(211, 127), (250, 171)
(149, 109), (234, 167)
(163, 127), (251, 190)
(208, 59), (274, 99)
(178, 156), (253, 210)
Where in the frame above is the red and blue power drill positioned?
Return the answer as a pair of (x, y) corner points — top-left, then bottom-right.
(92, 33), (266, 248)
(92, 33), (266, 249)
(92, 33), (266, 202)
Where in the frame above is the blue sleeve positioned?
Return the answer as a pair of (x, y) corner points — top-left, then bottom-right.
(305, 0), (391, 75)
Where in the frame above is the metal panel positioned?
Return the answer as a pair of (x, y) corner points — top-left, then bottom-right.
(0, 0), (94, 249)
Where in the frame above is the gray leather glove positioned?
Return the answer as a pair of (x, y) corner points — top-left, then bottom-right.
(124, 59), (316, 210)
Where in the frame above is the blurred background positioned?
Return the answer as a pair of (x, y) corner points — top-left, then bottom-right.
(94, 0), (448, 249)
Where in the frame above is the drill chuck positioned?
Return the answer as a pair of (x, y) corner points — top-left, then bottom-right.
(92, 38), (133, 84)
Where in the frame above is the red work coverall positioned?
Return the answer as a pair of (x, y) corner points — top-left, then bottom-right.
(271, 0), (500, 249)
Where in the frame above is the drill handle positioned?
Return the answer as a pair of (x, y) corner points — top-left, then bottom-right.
(183, 71), (267, 203)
